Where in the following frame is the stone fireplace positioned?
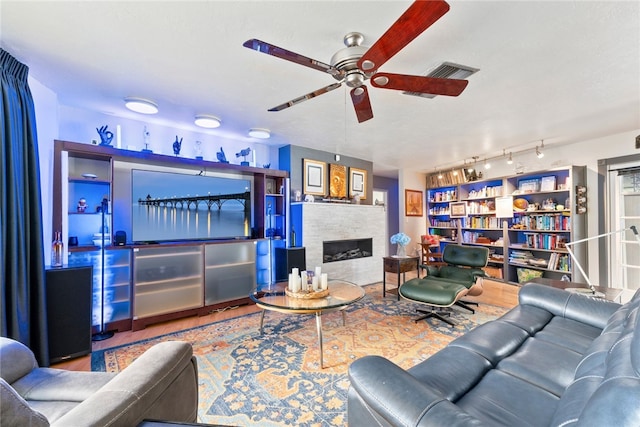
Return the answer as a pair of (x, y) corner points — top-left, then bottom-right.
(291, 203), (386, 285)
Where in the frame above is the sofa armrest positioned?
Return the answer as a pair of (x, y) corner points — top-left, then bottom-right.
(519, 283), (620, 329)
(51, 341), (198, 427)
(348, 355), (481, 427)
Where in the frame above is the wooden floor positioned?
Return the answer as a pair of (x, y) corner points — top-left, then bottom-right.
(52, 278), (519, 372)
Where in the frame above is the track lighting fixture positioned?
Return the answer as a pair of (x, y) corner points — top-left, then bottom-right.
(433, 139), (556, 180)
(503, 149), (514, 165)
(536, 140), (545, 159)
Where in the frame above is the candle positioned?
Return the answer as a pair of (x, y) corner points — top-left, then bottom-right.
(315, 266), (322, 278)
(321, 273), (328, 290)
(288, 273), (293, 291)
(292, 268), (299, 278)
(116, 125), (122, 149)
(293, 276), (301, 292)
(301, 271), (308, 291)
(312, 276), (319, 291)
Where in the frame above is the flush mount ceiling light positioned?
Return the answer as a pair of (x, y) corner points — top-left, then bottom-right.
(124, 97), (158, 114)
(194, 114), (221, 128)
(484, 159), (491, 169)
(248, 128), (270, 139)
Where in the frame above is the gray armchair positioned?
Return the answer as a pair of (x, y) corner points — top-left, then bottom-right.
(0, 337), (198, 426)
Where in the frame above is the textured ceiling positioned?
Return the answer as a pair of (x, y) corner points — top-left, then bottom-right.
(2, 1), (639, 176)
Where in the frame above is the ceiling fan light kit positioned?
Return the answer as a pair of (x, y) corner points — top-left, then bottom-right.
(243, 0), (471, 123)
(124, 97), (158, 114)
(194, 114), (222, 129)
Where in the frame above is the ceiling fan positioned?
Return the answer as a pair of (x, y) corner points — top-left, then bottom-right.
(243, 0), (469, 123)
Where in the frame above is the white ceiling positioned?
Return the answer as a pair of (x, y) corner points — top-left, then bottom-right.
(2, 1), (639, 177)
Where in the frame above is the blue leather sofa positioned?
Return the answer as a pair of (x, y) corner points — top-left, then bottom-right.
(348, 283), (640, 426)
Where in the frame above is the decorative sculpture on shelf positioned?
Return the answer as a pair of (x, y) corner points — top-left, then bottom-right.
(142, 125), (152, 153)
(216, 147), (228, 163)
(194, 140), (203, 160)
(235, 147), (251, 166)
(96, 125), (114, 146)
(172, 136), (183, 156)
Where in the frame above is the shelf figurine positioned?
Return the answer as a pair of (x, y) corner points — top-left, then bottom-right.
(142, 125), (152, 153)
(77, 198), (87, 213)
(235, 147), (251, 166)
(194, 140), (203, 160)
(172, 136), (183, 156)
(216, 147), (228, 163)
(96, 125), (114, 146)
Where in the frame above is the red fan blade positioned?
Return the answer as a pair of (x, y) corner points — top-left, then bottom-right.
(350, 86), (374, 123)
(357, 0), (450, 74)
(370, 72), (468, 96)
(268, 83), (342, 112)
(244, 39), (345, 79)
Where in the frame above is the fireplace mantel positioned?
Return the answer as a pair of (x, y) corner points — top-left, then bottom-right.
(291, 203), (386, 285)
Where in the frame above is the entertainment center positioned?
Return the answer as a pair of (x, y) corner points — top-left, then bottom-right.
(53, 140), (289, 331)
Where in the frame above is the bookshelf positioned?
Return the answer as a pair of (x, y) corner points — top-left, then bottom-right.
(426, 166), (587, 284)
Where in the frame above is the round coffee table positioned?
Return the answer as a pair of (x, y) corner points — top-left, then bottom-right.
(249, 280), (365, 368)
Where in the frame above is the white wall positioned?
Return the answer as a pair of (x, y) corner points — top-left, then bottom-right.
(398, 169), (427, 258)
(30, 76), (59, 265)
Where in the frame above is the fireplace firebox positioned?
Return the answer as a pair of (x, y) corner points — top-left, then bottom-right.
(323, 238), (373, 263)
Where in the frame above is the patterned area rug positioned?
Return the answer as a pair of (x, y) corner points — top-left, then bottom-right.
(92, 283), (507, 426)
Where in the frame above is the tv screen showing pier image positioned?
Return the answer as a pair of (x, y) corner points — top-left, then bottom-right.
(131, 169), (251, 243)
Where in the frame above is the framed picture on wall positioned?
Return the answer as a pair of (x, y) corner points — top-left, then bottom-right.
(329, 163), (347, 198)
(405, 189), (423, 216)
(303, 159), (326, 196)
(349, 167), (367, 199)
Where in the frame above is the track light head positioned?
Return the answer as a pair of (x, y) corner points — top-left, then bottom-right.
(507, 152), (513, 164)
(536, 146), (544, 159)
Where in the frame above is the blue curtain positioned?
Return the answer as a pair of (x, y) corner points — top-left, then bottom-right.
(0, 48), (49, 366)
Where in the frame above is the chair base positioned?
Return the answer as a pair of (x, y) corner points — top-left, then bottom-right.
(455, 300), (478, 314)
(414, 308), (456, 327)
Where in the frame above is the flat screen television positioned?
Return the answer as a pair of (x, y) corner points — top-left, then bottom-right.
(131, 169), (251, 243)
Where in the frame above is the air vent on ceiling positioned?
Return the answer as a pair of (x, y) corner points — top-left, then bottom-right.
(403, 62), (479, 98)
